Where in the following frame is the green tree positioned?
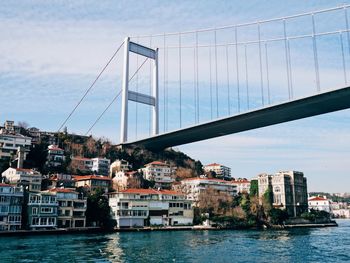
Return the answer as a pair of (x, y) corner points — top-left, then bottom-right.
(269, 208), (289, 225)
(249, 179), (259, 197)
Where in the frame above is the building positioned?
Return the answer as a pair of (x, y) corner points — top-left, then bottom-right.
(46, 145), (65, 168)
(178, 178), (237, 203)
(0, 133), (32, 160)
(50, 188), (87, 228)
(109, 188), (193, 228)
(141, 161), (174, 189)
(110, 159), (130, 177)
(112, 171), (141, 191)
(2, 168), (42, 192)
(74, 175), (111, 193)
(42, 174), (76, 190)
(258, 171), (308, 217)
(203, 163), (231, 179)
(308, 196), (332, 213)
(70, 157), (93, 174)
(231, 178), (251, 194)
(91, 157), (111, 176)
(0, 184), (24, 231)
(27, 191), (58, 230)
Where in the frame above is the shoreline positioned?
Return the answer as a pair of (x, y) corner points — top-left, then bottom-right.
(0, 221), (338, 237)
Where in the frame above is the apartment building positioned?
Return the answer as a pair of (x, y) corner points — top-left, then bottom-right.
(27, 191), (58, 230)
(70, 157), (93, 174)
(109, 188), (193, 228)
(203, 163), (231, 179)
(50, 188), (87, 228)
(91, 157), (111, 176)
(308, 196), (332, 213)
(112, 171), (141, 191)
(0, 133), (32, 160)
(231, 178), (251, 194)
(141, 161), (174, 189)
(110, 159), (131, 178)
(46, 145), (65, 168)
(2, 168), (42, 192)
(74, 175), (111, 193)
(0, 184), (23, 231)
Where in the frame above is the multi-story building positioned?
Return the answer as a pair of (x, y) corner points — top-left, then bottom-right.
(2, 168), (42, 192)
(110, 160), (131, 178)
(0, 184), (23, 231)
(46, 145), (65, 168)
(258, 171), (308, 217)
(50, 188), (87, 228)
(42, 174), (76, 190)
(91, 157), (110, 176)
(70, 157), (93, 174)
(109, 188), (193, 228)
(74, 175), (111, 193)
(0, 133), (32, 160)
(141, 161), (174, 189)
(112, 171), (141, 191)
(27, 191), (58, 230)
(178, 178), (237, 203)
(308, 196), (332, 213)
(231, 178), (251, 194)
(203, 163), (231, 179)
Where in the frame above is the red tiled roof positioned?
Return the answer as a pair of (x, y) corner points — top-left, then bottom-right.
(0, 183), (12, 187)
(309, 196), (328, 201)
(74, 175), (111, 181)
(119, 188), (183, 195)
(146, 161), (167, 166)
(231, 180), (250, 184)
(205, 163), (222, 167)
(48, 147), (64, 151)
(49, 188), (77, 193)
(72, 157), (91, 161)
(181, 177), (229, 183)
(15, 168), (33, 172)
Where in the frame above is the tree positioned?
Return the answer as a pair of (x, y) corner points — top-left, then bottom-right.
(249, 179), (259, 197)
(269, 208), (289, 225)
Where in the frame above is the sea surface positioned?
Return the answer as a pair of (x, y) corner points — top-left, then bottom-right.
(1, 220), (350, 263)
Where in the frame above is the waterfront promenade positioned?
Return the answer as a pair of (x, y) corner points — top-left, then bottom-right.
(1, 219), (349, 262)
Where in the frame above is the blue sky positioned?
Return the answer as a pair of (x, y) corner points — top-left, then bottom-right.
(1, 0), (350, 192)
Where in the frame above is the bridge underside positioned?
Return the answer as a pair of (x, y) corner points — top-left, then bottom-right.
(120, 86), (350, 151)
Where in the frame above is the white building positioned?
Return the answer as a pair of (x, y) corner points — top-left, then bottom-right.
(178, 178), (237, 202)
(231, 179), (251, 194)
(109, 188), (193, 228)
(141, 161), (174, 189)
(308, 196), (332, 213)
(0, 183), (23, 231)
(110, 159), (130, 177)
(2, 168), (42, 192)
(203, 163), (231, 178)
(112, 171), (141, 191)
(91, 157), (111, 176)
(46, 145), (65, 168)
(0, 133), (32, 160)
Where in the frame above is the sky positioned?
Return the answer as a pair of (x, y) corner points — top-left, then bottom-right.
(1, 0), (350, 192)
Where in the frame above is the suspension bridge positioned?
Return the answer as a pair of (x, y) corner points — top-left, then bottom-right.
(58, 5), (350, 151)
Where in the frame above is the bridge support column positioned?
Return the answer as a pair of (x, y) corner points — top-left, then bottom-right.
(120, 37), (130, 143)
(152, 48), (159, 136)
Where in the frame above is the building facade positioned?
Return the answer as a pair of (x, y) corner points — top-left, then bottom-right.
(74, 175), (112, 193)
(141, 161), (174, 189)
(308, 196), (332, 213)
(46, 145), (65, 168)
(231, 179), (251, 194)
(91, 157), (111, 176)
(0, 184), (23, 231)
(70, 157), (93, 174)
(27, 191), (58, 230)
(109, 189), (193, 228)
(203, 163), (231, 179)
(112, 171), (141, 191)
(110, 159), (130, 177)
(0, 133), (32, 160)
(2, 168), (42, 192)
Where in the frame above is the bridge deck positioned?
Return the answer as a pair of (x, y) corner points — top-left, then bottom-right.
(121, 86), (350, 151)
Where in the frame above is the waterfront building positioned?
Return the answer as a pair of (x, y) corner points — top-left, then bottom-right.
(177, 178), (237, 203)
(141, 161), (174, 189)
(110, 159), (130, 177)
(74, 175), (111, 193)
(0, 184), (23, 231)
(42, 174), (76, 190)
(0, 133), (32, 160)
(2, 168), (42, 192)
(27, 191), (58, 230)
(70, 157), (93, 174)
(109, 188), (193, 228)
(50, 188), (87, 228)
(258, 171), (308, 217)
(112, 171), (141, 191)
(91, 157), (111, 176)
(231, 178), (251, 194)
(46, 145), (65, 168)
(203, 163), (231, 179)
(332, 209), (350, 218)
(308, 196), (332, 213)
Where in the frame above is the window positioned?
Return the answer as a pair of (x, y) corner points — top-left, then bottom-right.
(41, 207), (53, 213)
(32, 207), (38, 215)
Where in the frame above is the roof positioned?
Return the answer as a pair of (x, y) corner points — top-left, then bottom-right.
(48, 147), (64, 151)
(0, 183), (12, 187)
(231, 179), (250, 184)
(118, 188), (183, 195)
(72, 157), (92, 161)
(49, 188), (77, 193)
(204, 163), (222, 167)
(145, 161), (168, 166)
(181, 177), (229, 183)
(15, 168), (34, 172)
(74, 175), (111, 181)
(309, 196), (328, 201)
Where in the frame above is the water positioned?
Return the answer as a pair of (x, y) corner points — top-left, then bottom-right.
(1, 220), (350, 263)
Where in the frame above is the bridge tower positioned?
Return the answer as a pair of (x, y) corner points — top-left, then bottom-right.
(120, 37), (159, 143)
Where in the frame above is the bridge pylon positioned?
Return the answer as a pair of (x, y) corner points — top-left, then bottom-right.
(120, 37), (159, 143)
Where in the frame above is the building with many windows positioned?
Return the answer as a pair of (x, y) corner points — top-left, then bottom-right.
(141, 161), (175, 189)
(258, 171), (308, 217)
(46, 145), (65, 168)
(27, 191), (58, 230)
(231, 179), (251, 194)
(203, 163), (231, 179)
(110, 159), (131, 177)
(70, 157), (93, 174)
(0, 184), (23, 231)
(74, 175), (111, 193)
(91, 157), (111, 176)
(2, 168), (42, 192)
(308, 196), (332, 213)
(50, 188), (87, 228)
(0, 133), (32, 160)
(109, 188), (193, 228)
